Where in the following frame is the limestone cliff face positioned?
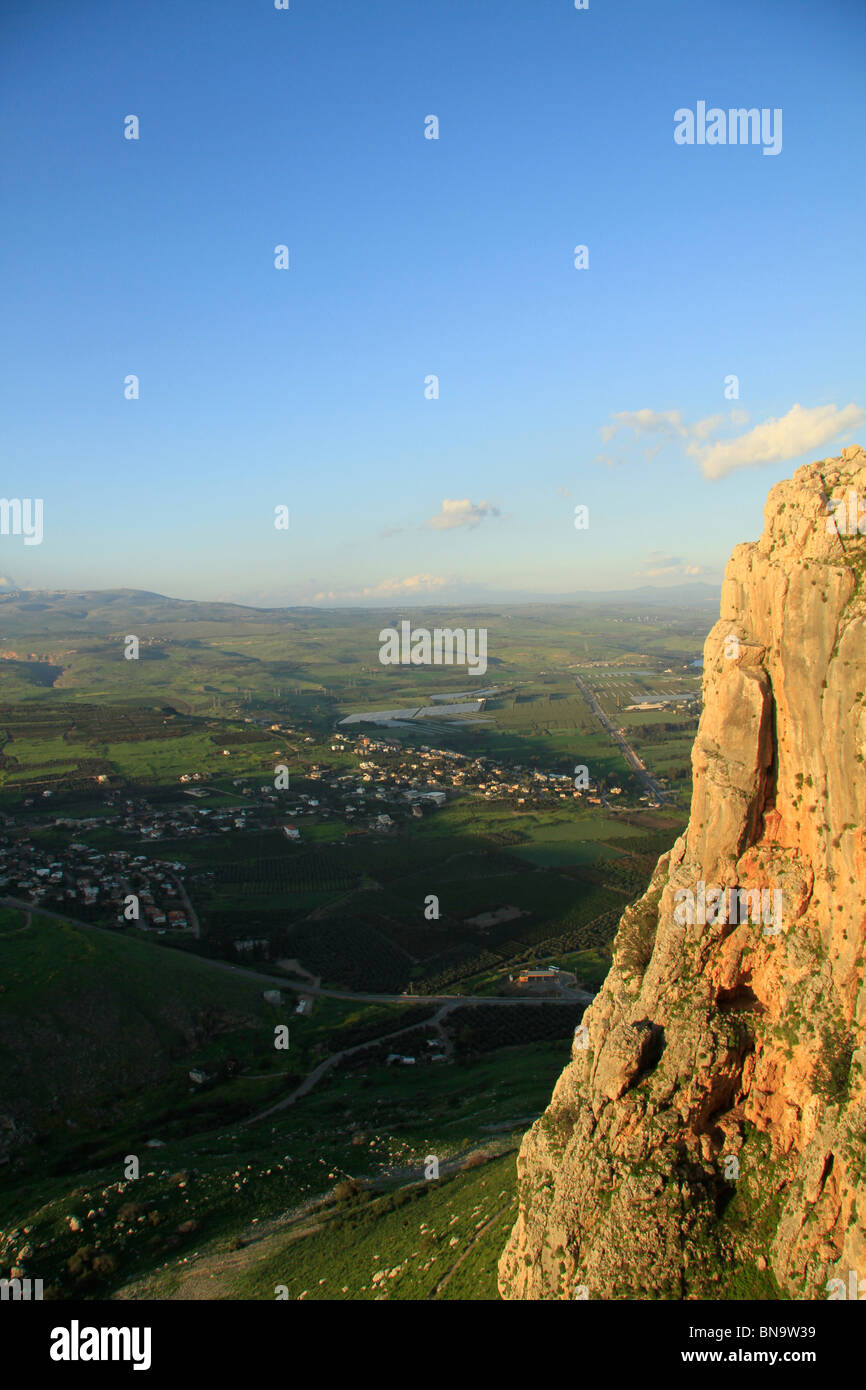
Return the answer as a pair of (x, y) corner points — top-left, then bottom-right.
(499, 447), (866, 1300)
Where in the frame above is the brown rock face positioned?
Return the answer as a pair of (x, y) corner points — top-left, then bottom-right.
(499, 447), (866, 1301)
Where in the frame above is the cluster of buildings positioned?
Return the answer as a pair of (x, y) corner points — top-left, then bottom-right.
(319, 736), (613, 811)
(0, 832), (194, 934)
(117, 795), (267, 841)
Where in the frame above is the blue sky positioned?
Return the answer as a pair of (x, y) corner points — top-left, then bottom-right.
(1, 0), (864, 605)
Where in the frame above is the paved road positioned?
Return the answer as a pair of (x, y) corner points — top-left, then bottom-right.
(571, 672), (670, 805)
(0, 896), (594, 1008)
(241, 999), (462, 1126)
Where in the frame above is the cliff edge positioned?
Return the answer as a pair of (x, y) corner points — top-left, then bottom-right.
(499, 446), (866, 1300)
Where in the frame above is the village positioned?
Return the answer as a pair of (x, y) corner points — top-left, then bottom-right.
(0, 836), (195, 935)
(0, 725), (630, 938)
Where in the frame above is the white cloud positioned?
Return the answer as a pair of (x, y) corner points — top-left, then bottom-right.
(600, 399), (865, 480)
(689, 402), (866, 480)
(688, 413), (724, 442)
(313, 574), (451, 602)
(604, 407), (733, 448)
(608, 408), (688, 440)
(425, 498), (500, 531)
(634, 551), (711, 579)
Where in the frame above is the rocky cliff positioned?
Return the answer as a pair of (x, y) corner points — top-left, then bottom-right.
(499, 446), (866, 1300)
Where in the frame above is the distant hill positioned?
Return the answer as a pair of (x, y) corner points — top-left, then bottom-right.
(564, 582), (720, 607)
(0, 581), (721, 631)
(0, 587), (265, 628)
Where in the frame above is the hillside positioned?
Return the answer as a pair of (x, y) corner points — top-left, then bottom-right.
(115, 1150), (518, 1302)
(0, 913), (579, 1302)
(0, 909), (280, 1165)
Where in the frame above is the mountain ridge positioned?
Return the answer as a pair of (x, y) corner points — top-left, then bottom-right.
(0, 582), (721, 622)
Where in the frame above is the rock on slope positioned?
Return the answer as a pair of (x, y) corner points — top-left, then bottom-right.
(499, 447), (866, 1300)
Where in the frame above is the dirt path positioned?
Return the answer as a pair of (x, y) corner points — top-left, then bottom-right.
(0, 908), (32, 938)
(168, 870), (201, 939)
(428, 1203), (510, 1297)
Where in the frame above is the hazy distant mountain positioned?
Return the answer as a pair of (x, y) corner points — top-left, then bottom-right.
(0, 587), (268, 628)
(0, 580), (721, 626)
(564, 582), (720, 607)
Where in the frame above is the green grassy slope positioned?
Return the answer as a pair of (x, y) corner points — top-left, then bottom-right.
(119, 1152), (519, 1301)
(0, 911), (282, 1154)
